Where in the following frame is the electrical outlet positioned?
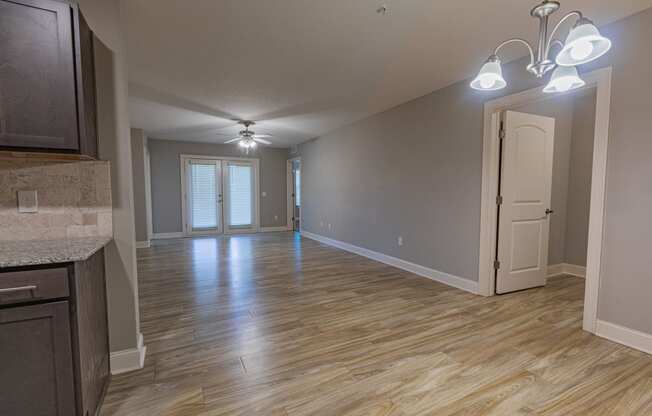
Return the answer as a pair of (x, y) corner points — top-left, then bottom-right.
(328, 223), (332, 231)
(398, 236), (403, 246)
(274, 215), (279, 221)
(17, 190), (38, 213)
(262, 191), (267, 197)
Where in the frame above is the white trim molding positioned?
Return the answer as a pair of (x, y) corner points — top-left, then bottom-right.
(151, 232), (184, 240)
(547, 263), (586, 278)
(135, 240), (151, 249)
(260, 226), (292, 233)
(596, 320), (652, 355)
(110, 333), (147, 375)
(477, 67), (612, 335)
(301, 231), (478, 295)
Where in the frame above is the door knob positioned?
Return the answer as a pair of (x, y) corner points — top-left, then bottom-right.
(545, 209), (554, 215)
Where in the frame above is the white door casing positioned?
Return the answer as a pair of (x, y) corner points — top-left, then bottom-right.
(496, 111), (555, 294)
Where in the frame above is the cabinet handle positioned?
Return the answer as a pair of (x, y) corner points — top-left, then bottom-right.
(0, 285), (37, 295)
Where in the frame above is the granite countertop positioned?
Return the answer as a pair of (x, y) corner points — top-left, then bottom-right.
(0, 236), (113, 268)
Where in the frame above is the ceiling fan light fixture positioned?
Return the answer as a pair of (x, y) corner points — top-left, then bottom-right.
(470, 56), (507, 91)
(543, 65), (585, 93)
(556, 18), (611, 66)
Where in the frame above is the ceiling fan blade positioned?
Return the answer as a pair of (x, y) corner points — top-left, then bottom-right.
(253, 134), (273, 138)
(253, 138), (272, 145)
(224, 138), (241, 144)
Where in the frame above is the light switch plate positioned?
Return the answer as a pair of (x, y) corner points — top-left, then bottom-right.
(17, 190), (38, 213)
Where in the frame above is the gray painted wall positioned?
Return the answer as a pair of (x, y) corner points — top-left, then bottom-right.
(566, 90), (596, 266)
(148, 139), (290, 234)
(300, 8), (652, 335)
(81, 0), (142, 353)
(131, 128), (149, 242)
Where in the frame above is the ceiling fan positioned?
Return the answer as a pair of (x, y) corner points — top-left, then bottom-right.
(223, 121), (273, 149)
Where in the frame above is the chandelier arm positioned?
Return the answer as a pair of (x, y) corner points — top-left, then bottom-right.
(544, 11), (583, 58)
(493, 38), (535, 66)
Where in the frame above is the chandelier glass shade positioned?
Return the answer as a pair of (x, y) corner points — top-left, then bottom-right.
(470, 1), (612, 93)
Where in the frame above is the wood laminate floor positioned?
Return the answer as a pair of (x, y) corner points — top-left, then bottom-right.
(101, 232), (652, 415)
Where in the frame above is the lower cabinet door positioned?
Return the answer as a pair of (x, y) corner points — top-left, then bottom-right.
(0, 301), (76, 416)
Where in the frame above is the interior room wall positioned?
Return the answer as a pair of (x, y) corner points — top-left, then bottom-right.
(566, 90), (596, 267)
(130, 128), (149, 243)
(147, 139), (290, 234)
(78, 0), (142, 355)
(299, 8), (652, 335)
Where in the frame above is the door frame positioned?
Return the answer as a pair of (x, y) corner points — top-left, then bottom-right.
(286, 156), (301, 231)
(180, 154), (261, 236)
(478, 67), (612, 334)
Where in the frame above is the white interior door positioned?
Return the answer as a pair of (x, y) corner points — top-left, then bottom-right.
(185, 159), (223, 235)
(224, 161), (258, 233)
(496, 111), (555, 294)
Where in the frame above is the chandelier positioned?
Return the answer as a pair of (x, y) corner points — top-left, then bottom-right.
(470, 1), (612, 93)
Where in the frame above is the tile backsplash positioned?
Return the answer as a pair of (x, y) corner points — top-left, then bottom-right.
(0, 159), (113, 241)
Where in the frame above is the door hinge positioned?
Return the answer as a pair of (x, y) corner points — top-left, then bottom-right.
(493, 260), (501, 270)
(499, 126), (506, 140)
(496, 195), (503, 205)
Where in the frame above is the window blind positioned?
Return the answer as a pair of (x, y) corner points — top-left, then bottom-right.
(229, 164), (253, 226)
(190, 163), (218, 229)
(295, 170), (301, 207)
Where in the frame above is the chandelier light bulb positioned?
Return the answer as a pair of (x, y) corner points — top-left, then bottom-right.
(556, 19), (612, 67)
(543, 66), (586, 93)
(470, 56), (507, 91)
(570, 39), (594, 61)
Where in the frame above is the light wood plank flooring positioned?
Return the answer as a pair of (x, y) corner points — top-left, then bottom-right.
(101, 232), (652, 415)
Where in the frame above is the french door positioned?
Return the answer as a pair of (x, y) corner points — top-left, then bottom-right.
(183, 157), (258, 236)
(185, 159), (223, 235)
(224, 161), (256, 232)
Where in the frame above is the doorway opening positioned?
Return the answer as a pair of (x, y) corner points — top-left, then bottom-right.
(287, 157), (301, 232)
(180, 155), (260, 236)
(478, 67), (612, 334)
(495, 89), (597, 295)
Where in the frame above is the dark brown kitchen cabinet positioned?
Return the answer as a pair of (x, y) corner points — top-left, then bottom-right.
(0, 0), (99, 158)
(0, 249), (110, 415)
(0, 301), (77, 416)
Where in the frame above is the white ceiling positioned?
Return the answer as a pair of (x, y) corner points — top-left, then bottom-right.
(126, 0), (652, 147)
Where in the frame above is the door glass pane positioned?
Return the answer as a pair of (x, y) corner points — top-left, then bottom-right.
(294, 170), (301, 207)
(190, 163), (217, 229)
(229, 164), (253, 226)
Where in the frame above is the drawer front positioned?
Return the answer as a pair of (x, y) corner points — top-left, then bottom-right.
(0, 268), (69, 306)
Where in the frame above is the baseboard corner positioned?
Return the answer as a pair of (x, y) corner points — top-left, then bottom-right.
(260, 226), (291, 233)
(547, 263), (586, 278)
(151, 232), (184, 240)
(135, 240), (151, 249)
(110, 333), (147, 375)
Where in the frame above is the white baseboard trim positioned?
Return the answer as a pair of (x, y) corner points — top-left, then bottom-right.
(151, 232), (184, 240)
(260, 226), (292, 233)
(135, 240), (151, 249)
(596, 320), (652, 355)
(110, 333), (147, 375)
(547, 263), (586, 278)
(301, 231), (478, 294)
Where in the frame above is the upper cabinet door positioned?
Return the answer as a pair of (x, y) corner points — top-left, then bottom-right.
(0, 0), (80, 151)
